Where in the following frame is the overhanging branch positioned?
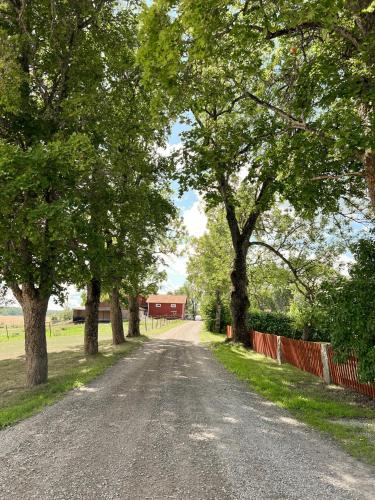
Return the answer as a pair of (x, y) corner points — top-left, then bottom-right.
(311, 171), (365, 181)
(248, 240), (312, 299)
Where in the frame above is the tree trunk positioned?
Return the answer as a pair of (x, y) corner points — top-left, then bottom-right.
(84, 277), (101, 355)
(364, 149), (375, 213)
(192, 300), (197, 317)
(301, 325), (310, 341)
(214, 289), (222, 333)
(230, 246), (251, 346)
(110, 287), (125, 345)
(22, 287), (49, 387)
(127, 294), (140, 337)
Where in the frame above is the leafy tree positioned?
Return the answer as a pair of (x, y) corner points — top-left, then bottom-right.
(51, 1), (176, 353)
(139, 1), (375, 347)
(117, 216), (176, 339)
(201, 295), (231, 334)
(111, 184), (178, 339)
(125, 263), (166, 338)
(140, 2), (291, 344)
(187, 201), (355, 340)
(247, 261), (292, 313)
(141, 1), (364, 344)
(319, 238), (375, 381)
(249, 206), (350, 339)
(188, 1), (374, 212)
(0, 0), (130, 385)
(174, 281), (199, 318)
(187, 209), (232, 331)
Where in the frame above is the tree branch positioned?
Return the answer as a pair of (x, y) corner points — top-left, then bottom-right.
(242, 91), (319, 134)
(242, 176), (274, 238)
(10, 283), (23, 305)
(311, 171), (365, 181)
(248, 240), (312, 299)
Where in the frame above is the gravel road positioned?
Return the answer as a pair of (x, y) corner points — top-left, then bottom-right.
(0, 321), (374, 500)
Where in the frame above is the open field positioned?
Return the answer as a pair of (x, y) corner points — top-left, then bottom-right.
(201, 329), (375, 466)
(0, 315), (175, 343)
(0, 315), (53, 340)
(0, 315), (25, 326)
(0, 319), (183, 360)
(0, 319), (184, 429)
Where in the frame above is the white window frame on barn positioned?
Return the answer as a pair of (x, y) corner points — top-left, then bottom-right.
(155, 304), (161, 308)
(171, 304), (176, 308)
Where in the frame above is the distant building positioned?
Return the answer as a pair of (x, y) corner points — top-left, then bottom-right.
(146, 295), (187, 319)
(73, 297), (147, 323)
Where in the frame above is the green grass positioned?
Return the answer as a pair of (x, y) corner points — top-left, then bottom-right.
(200, 329), (375, 465)
(0, 319), (183, 429)
(0, 319), (183, 360)
(145, 319), (184, 336)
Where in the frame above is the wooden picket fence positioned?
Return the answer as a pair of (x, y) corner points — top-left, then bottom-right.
(281, 337), (323, 378)
(226, 326), (375, 398)
(327, 347), (375, 398)
(226, 325), (233, 339)
(250, 330), (278, 360)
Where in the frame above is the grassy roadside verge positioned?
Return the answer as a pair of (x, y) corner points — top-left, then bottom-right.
(0, 339), (145, 429)
(200, 329), (375, 465)
(145, 319), (185, 336)
(0, 320), (182, 429)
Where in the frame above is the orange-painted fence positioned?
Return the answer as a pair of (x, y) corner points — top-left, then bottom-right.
(226, 325), (233, 339)
(226, 326), (375, 398)
(327, 348), (375, 398)
(251, 330), (278, 360)
(281, 337), (323, 378)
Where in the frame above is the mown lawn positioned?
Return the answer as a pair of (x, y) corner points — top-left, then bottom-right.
(0, 319), (183, 429)
(201, 329), (375, 466)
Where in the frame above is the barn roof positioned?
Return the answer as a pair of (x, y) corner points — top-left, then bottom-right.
(147, 294), (187, 304)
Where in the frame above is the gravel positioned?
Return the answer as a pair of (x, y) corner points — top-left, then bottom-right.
(0, 321), (374, 499)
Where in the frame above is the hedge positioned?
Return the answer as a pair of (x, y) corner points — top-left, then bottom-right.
(248, 310), (299, 339)
(248, 310), (330, 341)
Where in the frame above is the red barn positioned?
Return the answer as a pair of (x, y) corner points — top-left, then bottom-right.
(147, 295), (187, 319)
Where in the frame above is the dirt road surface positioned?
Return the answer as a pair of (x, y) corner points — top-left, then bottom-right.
(0, 321), (374, 499)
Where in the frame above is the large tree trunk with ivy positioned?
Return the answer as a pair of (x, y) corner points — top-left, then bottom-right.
(110, 287), (125, 345)
(19, 286), (50, 387)
(127, 294), (140, 337)
(84, 277), (101, 355)
(230, 245), (251, 346)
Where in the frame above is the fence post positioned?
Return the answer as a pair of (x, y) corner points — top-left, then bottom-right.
(320, 343), (331, 384)
(5, 325), (9, 339)
(276, 336), (284, 365)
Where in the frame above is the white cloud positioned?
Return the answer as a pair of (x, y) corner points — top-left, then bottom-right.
(335, 253), (354, 276)
(156, 142), (181, 158)
(183, 195), (207, 237)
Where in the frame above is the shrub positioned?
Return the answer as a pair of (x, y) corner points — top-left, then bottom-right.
(318, 238), (375, 382)
(248, 309), (329, 341)
(248, 310), (298, 338)
(202, 296), (231, 333)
